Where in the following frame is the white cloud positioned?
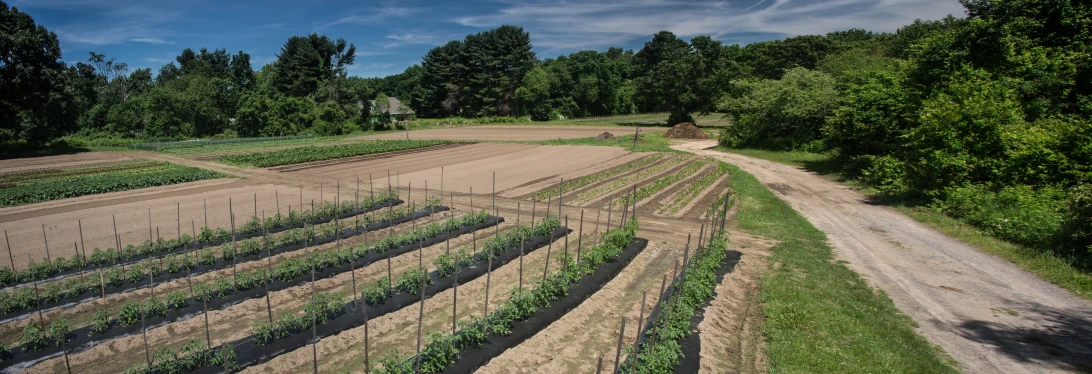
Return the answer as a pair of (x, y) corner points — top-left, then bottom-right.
(382, 32), (451, 48)
(453, 0), (967, 51)
(318, 6), (422, 29)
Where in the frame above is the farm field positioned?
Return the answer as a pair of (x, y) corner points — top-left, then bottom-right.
(0, 131), (759, 374)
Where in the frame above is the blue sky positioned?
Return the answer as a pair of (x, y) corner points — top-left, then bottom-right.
(12, 0), (967, 78)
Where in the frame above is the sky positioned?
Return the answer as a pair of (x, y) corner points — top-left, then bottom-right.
(11, 0), (968, 78)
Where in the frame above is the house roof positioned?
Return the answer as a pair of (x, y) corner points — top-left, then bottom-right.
(361, 97), (415, 115)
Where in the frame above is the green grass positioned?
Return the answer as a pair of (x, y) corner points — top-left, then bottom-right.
(530, 132), (680, 153)
(727, 161), (958, 373)
(719, 146), (1092, 300)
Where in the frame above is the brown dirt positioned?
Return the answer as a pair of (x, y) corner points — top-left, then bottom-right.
(675, 140), (1092, 374)
(664, 123), (709, 140)
(596, 132), (616, 141)
(698, 231), (772, 374)
(0, 152), (134, 174)
(348, 126), (665, 142)
(5, 138), (768, 374)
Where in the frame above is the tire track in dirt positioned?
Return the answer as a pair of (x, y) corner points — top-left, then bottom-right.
(674, 140), (1092, 374)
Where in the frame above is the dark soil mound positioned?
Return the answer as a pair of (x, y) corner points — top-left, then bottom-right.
(596, 132), (617, 140)
(664, 122), (709, 139)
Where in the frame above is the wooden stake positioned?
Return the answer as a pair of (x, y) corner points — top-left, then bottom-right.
(698, 223), (705, 250)
(142, 305), (150, 366)
(42, 224), (51, 264)
(363, 290), (370, 374)
(632, 291), (647, 372)
(562, 216), (570, 273)
(545, 195), (552, 220)
(177, 202), (181, 240)
(386, 170), (393, 286)
(530, 198), (537, 230)
(543, 224), (555, 281)
(613, 317), (626, 374)
(62, 336), (72, 374)
(415, 281), (425, 371)
(593, 207), (602, 246)
(577, 210), (584, 264)
(558, 178), (564, 220)
(277, 190), (280, 216)
(596, 356), (604, 374)
(204, 287), (211, 348)
(4, 230), (14, 271)
(606, 201), (613, 233)
(204, 199), (208, 229)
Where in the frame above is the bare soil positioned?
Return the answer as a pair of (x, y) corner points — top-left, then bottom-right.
(3, 135), (763, 374)
(349, 126), (665, 142)
(675, 140), (1092, 374)
(0, 153), (134, 174)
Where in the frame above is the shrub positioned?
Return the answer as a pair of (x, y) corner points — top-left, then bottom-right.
(939, 184), (1069, 248)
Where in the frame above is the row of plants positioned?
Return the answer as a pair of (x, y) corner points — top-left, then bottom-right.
(219, 139), (449, 167)
(253, 215), (562, 347)
(251, 292), (346, 346)
(130, 134), (315, 152)
(659, 162), (731, 215)
(0, 197), (438, 315)
(533, 154), (666, 200)
(122, 340), (237, 374)
(0, 163), (224, 207)
(0, 161), (165, 186)
(612, 158), (710, 207)
(705, 193), (733, 222)
(621, 230), (728, 373)
(3, 210), (493, 360)
(386, 218), (640, 373)
(0, 191), (400, 288)
(577, 155), (690, 203)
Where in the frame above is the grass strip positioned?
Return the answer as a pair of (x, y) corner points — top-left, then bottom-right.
(726, 161), (957, 372)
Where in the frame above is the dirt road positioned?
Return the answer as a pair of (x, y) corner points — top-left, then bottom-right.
(673, 140), (1092, 374)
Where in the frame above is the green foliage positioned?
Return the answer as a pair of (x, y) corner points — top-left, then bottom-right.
(535, 154), (664, 200)
(19, 321), (49, 351)
(220, 139), (447, 167)
(0, 163), (222, 207)
(717, 67), (840, 151)
(48, 318), (71, 347)
(409, 219), (638, 373)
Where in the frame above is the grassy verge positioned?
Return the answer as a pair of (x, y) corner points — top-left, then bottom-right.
(529, 132), (680, 153)
(727, 161), (958, 372)
(718, 146), (1092, 299)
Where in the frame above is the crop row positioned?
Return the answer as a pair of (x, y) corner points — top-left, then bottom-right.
(0, 191), (401, 288)
(130, 135), (316, 152)
(252, 217), (564, 348)
(0, 197), (429, 316)
(576, 154), (690, 203)
(0, 161), (165, 186)
(394, 218), (640, 373)
(622, 230), (729, 373)
(0, 211), (494, 368)
(533, 154), (665, 200)
(0, 164), (224, 207)
(658, 162), (730, 215)
(219, 140), (449, 167)
(612, 158), (709, 207)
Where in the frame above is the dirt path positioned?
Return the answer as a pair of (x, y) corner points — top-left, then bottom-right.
(673, 140), (1092, 374)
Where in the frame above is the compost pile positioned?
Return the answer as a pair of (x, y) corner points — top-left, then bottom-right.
(596, 132), (617, 140)
(664, 123), (709, 139)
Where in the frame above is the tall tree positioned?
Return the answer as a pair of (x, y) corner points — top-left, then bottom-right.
(0, 2), (75, 145)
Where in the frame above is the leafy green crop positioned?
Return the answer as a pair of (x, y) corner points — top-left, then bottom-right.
(534, 154), (665, 200)
(577, 154), (690, 203)
(613, 158), (709, 207)
(0, 164), (223, 207)
(659, 162), (730, 215)
(220, 139), (449, 167)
